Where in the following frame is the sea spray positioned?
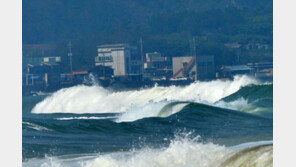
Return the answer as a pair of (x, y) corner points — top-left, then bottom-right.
(23, 133), (233, 167)
(115, 101), (189, 122)
(32, 75), (259, 114)
(22, 133), (273, 167)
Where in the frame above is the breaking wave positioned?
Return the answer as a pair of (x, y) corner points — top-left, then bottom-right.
(23, 75), (273, 166)
(115, 101), (189, 122)
(32, 75), (259, 115)
(55, 116), (117, 121)
(22, 133), (272, 167)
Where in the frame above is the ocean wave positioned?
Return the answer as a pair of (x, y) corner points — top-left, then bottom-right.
(32, 75), (259, 115)
(115, 101), (189, 123)
(22, 133), (272, 167)
(22, 121), (53, 132)
(214, 98), (271, 115)
(55, 116), (117, 121)
(51, 99), (270, 123)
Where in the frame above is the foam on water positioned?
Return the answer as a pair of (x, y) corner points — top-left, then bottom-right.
(115, 101), (189, 122)
(32, 75), (259, 115)
(22, 134), (272, 167)
(55, 116), (117, 121)
(215, 98), (262, 113)
(23, 121), (53, 132)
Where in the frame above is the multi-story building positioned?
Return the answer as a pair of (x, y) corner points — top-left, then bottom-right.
(172, 55), (215, 80)
(23, 56), (62, 87)
(143, 52), (172, 80)
(95, 44), (142, 77)
(196, 55), (215, 80)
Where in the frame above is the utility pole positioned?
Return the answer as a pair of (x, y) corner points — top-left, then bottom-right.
(67, 41), (73, 74)
(193, 38), (198, 81)
(140, 37), (144, 80)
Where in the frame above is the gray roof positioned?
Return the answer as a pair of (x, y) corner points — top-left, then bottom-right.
(223, 65), (252, 71)
(97, 44), (129, 48)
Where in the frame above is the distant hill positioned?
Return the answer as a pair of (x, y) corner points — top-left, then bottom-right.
(23, 0), (273, 71)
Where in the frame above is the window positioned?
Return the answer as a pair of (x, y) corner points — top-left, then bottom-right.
(98, 56), (113, 62)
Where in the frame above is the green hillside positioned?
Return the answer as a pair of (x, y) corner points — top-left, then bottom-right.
(23, 0), (273, 71)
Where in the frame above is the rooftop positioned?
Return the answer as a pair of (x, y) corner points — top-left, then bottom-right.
(23, 44), (55, 50)
(97, 44), (129, 48)
(223, 65), (252, 71)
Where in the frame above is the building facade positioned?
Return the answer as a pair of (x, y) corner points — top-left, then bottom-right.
(143, 52), (172, 80)
(23, 56), (62, 87)
(196, 55), (215, 80)
(172, 56), (196, 80)
(220, 65), (253, 78)
(172, 55), (215, 80)
(24, 57), (61, 66)
(95, 44), (142, 77)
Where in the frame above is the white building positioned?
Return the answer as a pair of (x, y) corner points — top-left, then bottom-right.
(95, 44), (142, 77)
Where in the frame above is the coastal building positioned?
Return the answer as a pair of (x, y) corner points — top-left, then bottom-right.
(23, 56), (62, 87)
(143, 52), (172, 80)
(24, 63), (62, 91)
(196, 55), (215, 80)
(95, 44), (142, 78)
(88, 65), (114, 79)
(247, 62), (273, 80)
(220, 65), (253, 78)
(171, 55), (215, 80)
(24, 56), (61, 66)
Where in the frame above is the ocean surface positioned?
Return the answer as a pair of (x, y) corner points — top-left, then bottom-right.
(22, 75), (273, 167)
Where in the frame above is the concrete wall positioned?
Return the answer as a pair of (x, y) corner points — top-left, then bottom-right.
(111, 50), (127, 76)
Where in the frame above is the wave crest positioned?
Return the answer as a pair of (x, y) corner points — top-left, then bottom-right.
(22, 133), (272, 167)
(32, 75), (259, 115)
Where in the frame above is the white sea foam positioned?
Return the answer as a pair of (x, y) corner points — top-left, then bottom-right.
(115, 102), (189, 122)
(83, 137), (231, 167)
(23, 134), (232, 167)
(32, 75), (259, 115)
(22, 134), (272, 167)
(214, 98), (270, 114)
(23, 122), (53, 132)
(55, 116), (117, 121)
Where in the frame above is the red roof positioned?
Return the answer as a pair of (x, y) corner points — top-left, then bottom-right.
(72, 71), (88, 75)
